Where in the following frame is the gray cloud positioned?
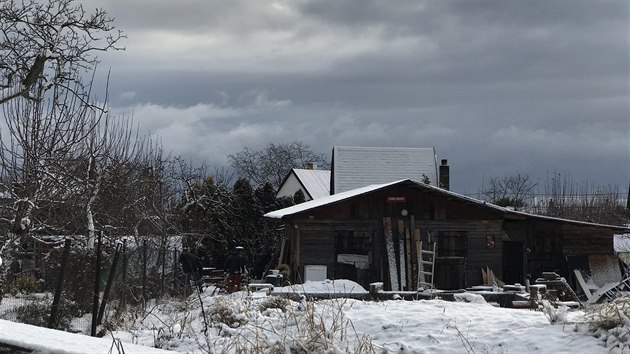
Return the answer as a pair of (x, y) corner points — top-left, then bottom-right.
(88, 0), (628, 194)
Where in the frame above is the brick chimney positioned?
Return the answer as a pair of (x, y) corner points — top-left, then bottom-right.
(439, 159), (450, 191)
(306, 162), (317, 170)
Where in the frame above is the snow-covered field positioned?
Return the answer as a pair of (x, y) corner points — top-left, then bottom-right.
(0, 280), (623, 353)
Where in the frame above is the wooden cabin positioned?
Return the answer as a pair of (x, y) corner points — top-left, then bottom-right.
(265, 179), (630, 291)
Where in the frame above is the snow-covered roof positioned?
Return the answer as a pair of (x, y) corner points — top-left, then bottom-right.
(293, 169), (331, 199)
(266, 180), (407, 219)
(266, 179), (508, 219)
(332, 146), (438, 194)
(265, 179), (630, 232)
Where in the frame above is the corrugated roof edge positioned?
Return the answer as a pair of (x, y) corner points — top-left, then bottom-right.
(264, 179), (630, 231)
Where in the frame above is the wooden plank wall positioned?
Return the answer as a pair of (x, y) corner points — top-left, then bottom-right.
(298, 229), (336, 281)
(294, 219), (379, 283)
(504, 219), (620, 281)
(422, 220), (504, 287)
(562, 224), (615, 256)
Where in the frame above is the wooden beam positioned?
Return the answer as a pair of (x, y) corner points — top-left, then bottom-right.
(383, 217), (399, 291)
(295, 228), (301, 266)
(397, 219), (407, 290)
(295, 219), (378, 231)
(278, 238), (286, 266)
(405, 226), (412, 290)
(410, 215), (417, 290)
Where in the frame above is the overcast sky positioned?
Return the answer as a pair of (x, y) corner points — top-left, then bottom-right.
(88, 0), (628, 195)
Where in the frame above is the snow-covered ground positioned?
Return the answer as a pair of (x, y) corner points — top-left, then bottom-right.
(110, 280), (612, 353)
(0, 279), (622, 353)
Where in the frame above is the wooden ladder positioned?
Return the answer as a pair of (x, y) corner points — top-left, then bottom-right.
(600, 276), (630, 302)
(417, 241), (436, 292)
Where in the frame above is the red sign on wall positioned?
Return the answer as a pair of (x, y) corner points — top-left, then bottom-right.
(386, 196), (406, 203)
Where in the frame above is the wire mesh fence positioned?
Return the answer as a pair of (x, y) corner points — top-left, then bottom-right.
(0, 233), (200, 333)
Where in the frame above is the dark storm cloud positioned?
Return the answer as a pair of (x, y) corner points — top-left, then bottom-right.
(89, 0), (628, 194)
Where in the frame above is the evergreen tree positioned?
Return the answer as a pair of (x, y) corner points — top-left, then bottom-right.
(293, 189), (306, 204)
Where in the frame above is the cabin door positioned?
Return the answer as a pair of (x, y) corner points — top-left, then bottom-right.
(503, 241), (525, 285)
(434, 231), (467, 290)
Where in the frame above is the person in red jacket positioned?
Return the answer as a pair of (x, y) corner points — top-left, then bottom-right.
(223, 246), (245, 293)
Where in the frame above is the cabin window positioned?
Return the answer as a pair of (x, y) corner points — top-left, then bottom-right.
(436, 231), (467, 257)
(530, 230), (562, 258)
(335, 231), (372, 255)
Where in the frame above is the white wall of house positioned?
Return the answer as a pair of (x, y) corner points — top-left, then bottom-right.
(276, 173), (312, 201)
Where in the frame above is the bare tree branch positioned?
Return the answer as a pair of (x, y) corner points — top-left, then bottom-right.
(228, 141), (329, 190)
(0, 0), (125, 105)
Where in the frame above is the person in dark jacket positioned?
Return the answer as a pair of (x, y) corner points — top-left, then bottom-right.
(223, 246), (245, 293)
(180, 251), (203, 291)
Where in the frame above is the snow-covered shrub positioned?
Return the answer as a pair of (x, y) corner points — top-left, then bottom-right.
(581, 295), (630, 350)
(271, 298), (376, 353)
(258, 295), (291, 312)
(201, 297), (376, 353)
(539, 300), (569, 324)
(0, 239), (19, 302)
(208, 296), (249, 328)
(9, 272), (42, 294)
(14, 294), (83, 330)
(16, 301), (50, 327)
(454, 293), (487, 304)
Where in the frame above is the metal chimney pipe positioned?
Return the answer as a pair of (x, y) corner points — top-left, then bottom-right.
(439, 159), (450, 191)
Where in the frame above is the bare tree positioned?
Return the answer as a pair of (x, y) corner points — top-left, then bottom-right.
(0, 86), (100, 237)
(228, 141), (329, 190)
(482, 173), (537, 209)
(0, 0), (124, 104)
(77, 113), (144, 248)
(0, 84), (102, 300)
(534, 172), (629, 226)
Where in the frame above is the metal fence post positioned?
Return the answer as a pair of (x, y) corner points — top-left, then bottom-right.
(91, 232), (102, 337)
(173, 249), (179, 292)
(97, 243), (121, 325)
(48, 239), (71, 329)
(142, 239), (147, 301)
(121, 239), (127, 310)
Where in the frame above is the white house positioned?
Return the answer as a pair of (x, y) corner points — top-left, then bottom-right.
(276, 166), (331, 201)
